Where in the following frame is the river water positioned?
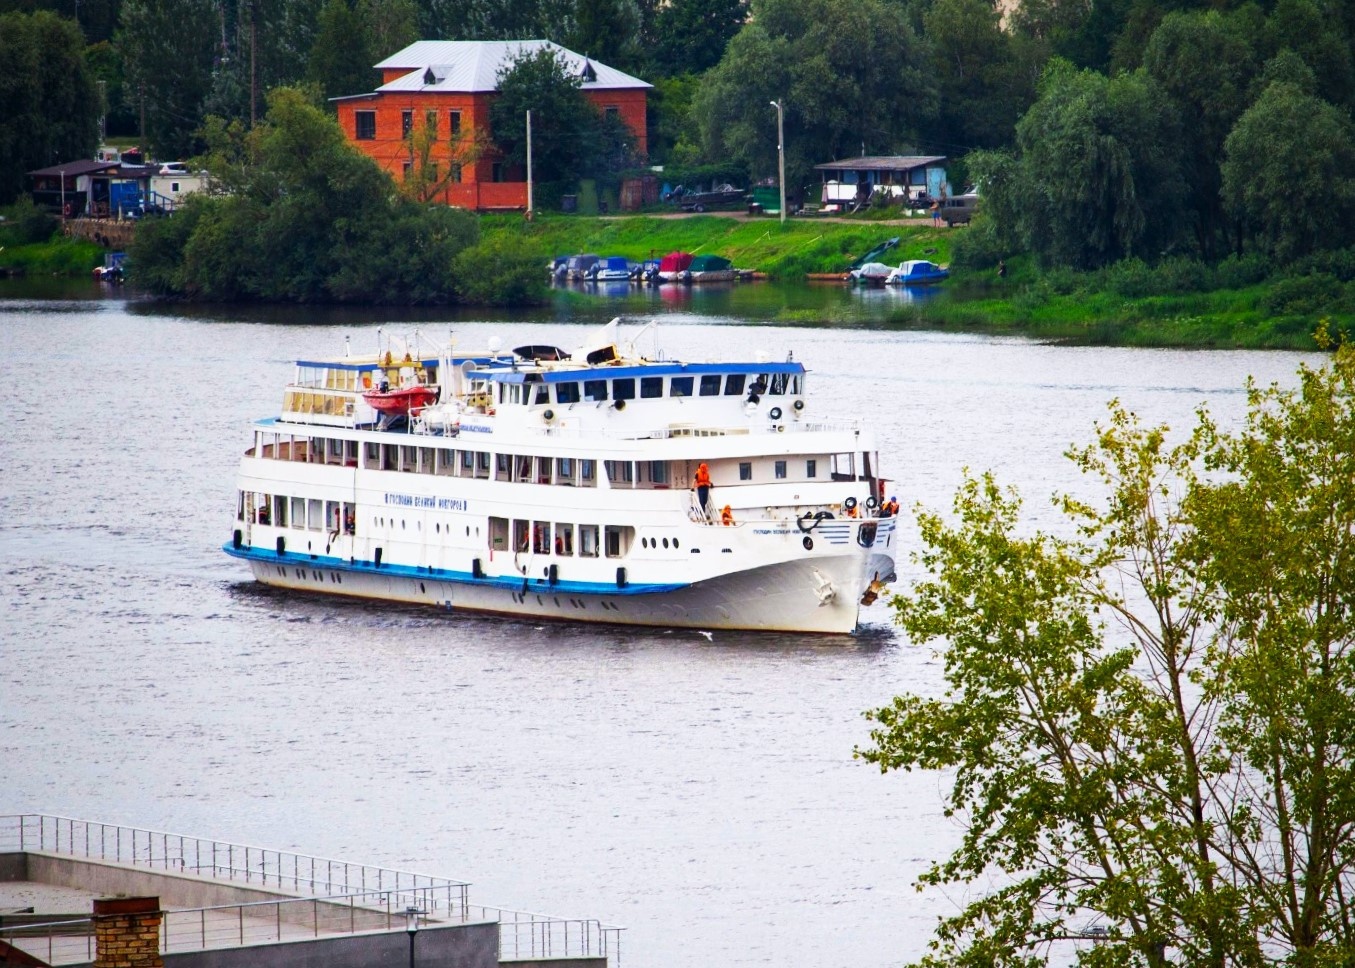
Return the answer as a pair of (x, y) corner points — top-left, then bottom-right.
(0, 282), (1319, 967)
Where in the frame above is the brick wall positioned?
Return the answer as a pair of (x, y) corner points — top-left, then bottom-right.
(93, 896), (162, 968)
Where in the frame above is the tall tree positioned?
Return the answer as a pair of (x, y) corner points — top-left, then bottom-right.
(1141, 10), (1255, 260)
(307, 0), (376, 102)
(0, 10), (100, 203)
(116, 0), (217, 158)
(1008, 60), (1183, 269)
(1221, 80), (1355, 261)
(923, 0), (1035, 151)
(860, 344), (1355, 967)
(489, 47), (596, 186)
(652, 0), (747, 76)
(568, 0), (642, 71)
(693, 0), (936, 197)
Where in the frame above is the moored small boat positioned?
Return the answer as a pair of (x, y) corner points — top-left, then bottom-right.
(657, 251), (694, 282)
(885, 260), (949, 285)
(683, 254), (735, 283)
(849, 262), (892, 285)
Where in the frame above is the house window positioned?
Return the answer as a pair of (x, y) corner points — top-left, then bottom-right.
(450, 162), (462, 184)
(491, 162), (504, 182)
(402, 160), (412, 176)
(170, 182), (180, 192)
(450, 110), (462, 135)
(604, 105), (619, 121)
(355, 111), (376, 140)
(401, 110), (413, 138)
(739, 462), (752, 481)
(425, 110), (437, 136)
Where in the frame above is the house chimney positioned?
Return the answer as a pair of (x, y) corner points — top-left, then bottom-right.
(92, 897), (163, 968)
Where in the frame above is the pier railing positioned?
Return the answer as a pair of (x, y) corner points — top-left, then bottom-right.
(1, 814), (622, 964)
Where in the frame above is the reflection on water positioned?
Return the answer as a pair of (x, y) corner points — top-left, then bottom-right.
(0, 292), (1322, 968)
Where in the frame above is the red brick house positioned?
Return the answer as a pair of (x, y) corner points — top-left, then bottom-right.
(334, 40), (651, 211)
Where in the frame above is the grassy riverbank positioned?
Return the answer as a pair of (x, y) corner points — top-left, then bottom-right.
(488, 214), (1340, 351)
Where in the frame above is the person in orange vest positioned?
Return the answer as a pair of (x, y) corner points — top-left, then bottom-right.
(883, 495), (900, 517)
(721, 505), (734, 526)
(693, 462), (713, 516)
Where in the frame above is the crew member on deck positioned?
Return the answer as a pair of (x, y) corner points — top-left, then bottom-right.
(693, 463), (713, 517)
(721, 505), (734, 526)
(883, 495), (900, 517)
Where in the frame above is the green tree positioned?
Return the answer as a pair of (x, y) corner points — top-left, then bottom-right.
(307, 0), (376, 102)
(1221, 81), (1355, 261)
(1010, 60), (1183, 269)
(923, 0), (1035, 151)
(860, 345), (1355, 967)
(115, 0), (218, 158)
(1141, 10), (1256, 260)
(0, 10), (100, 204)
(489, 47), (596, 187)
(568, 0), (642, 72)
(132, 87), (479, 303)
(652, 0), (747, 76)
(693, 0), (936, 197)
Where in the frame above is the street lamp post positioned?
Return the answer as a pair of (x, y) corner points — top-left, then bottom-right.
(770, 99), (786, 224)
(526, 109), (533, 218)
(405, 906), (419, 968)
(59, 169), (66, 221)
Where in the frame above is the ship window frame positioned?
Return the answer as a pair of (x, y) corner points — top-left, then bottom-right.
(649, 461), (670, 485)
(475, 451), (491, 478)
(555, 523), (574, 556)
(806, 458), (817, 478)
(670, 376), (693, 397)
(583, 378), (608, 402)
(579, 524), (600, 557)
(496, 453), (512, 481)
(533, 521), (550, 554)
(556, 382), (580, 404)
(775, 460), (787, 479)
(308, 498), (324, 530)
(557, 457), (575, 483)
(290, 496), (306, 530)
(581, 459), (596, 486)
(739, 462), (752, 481)
(640, 376), (663, 398)
(604, 525), (630, 558)
(612, 377), (636, 401)
(699, 375), (722, 396)
(770, 372), (789, 395)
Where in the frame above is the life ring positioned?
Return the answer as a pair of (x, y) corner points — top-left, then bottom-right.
(865, 496), (879, 511)
(793, 399), (805, 411)
(63, 203), (72, 218)
(769, 406), (782, 420)
(844, 496), (858, 511)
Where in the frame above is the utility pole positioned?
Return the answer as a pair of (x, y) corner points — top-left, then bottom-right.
(526, 110), (533, 217)
(770, 99), (786, 224)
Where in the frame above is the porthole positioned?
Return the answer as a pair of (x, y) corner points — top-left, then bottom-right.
(803, 536), (814, 550)
(420, 582), (426, 593)
(662, 538), (669, 549)
(673, 539), (680, 549)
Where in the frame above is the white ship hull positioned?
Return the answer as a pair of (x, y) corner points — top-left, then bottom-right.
(232, 548), (876, 633)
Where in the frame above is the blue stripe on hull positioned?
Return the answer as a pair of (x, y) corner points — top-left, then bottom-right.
(222, 542), (687, 596)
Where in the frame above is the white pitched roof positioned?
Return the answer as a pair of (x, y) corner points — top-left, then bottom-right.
(375, 40), (651, 93)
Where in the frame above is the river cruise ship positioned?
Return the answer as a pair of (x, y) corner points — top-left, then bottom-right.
(224, 320), (897, 633)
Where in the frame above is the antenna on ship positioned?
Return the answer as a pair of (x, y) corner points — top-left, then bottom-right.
(344, 336), (350, 358)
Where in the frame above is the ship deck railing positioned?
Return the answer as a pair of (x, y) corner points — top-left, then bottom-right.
(1, 813), (623, 964)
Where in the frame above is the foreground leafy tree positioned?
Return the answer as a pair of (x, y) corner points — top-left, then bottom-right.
(860, 345), (1355, 966)
(132, 88), (478, 303)
(0, 11), (100, 204)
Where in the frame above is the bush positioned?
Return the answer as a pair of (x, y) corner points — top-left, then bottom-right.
(1214, 252), (1272, 290)
(949, 212), (1006, 270)
(451, 232), (550, 306)
(0, 197), (57, 246)
(1260, 273), (1348, 316)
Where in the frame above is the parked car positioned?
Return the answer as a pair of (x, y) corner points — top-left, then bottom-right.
(667, 184), (748, 212)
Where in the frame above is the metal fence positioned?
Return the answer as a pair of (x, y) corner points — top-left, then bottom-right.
(1, 813), (622, 964)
